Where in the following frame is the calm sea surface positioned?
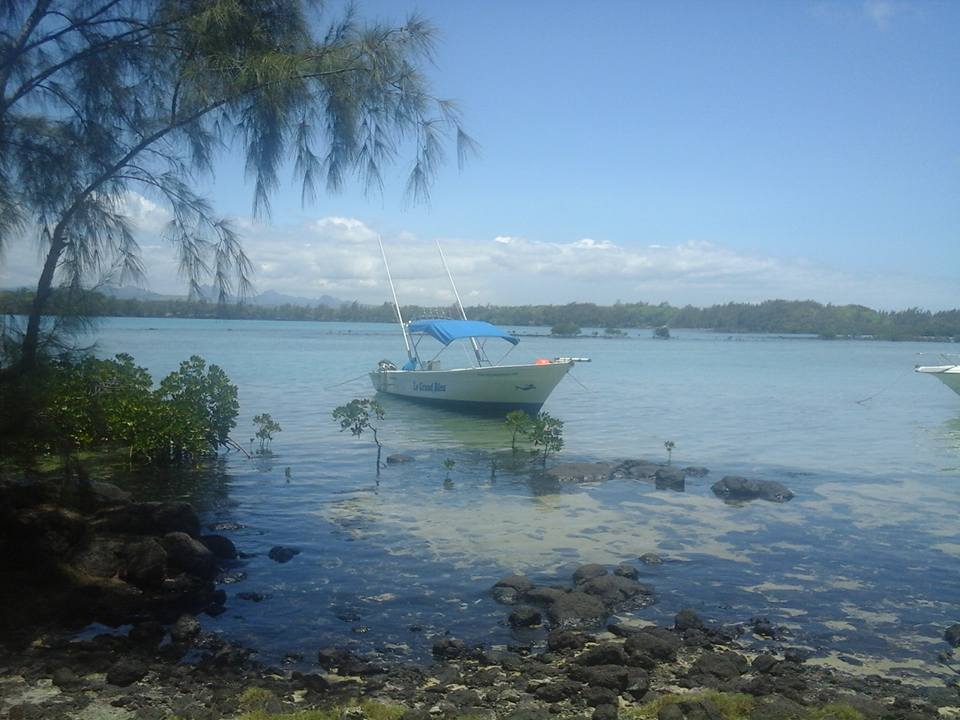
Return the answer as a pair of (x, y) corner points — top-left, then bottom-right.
(85, 318), (960, 682)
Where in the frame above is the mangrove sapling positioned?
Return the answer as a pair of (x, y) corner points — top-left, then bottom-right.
(253, 413), (282, 454)
(443, 458), (456, 481)
(664, 440), (675, 465)
(529, 412), (564, 466)
(504, 410), (533, 452)
(332, 398), (386, 475)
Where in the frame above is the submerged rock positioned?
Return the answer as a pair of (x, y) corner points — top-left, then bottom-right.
(200, 534), (237, 560)
(710, 476), (793, 503)
(572, 563), (608, 585)
(945, 624), (960, 648)
(494, 574), (535, 593)
(579, 574), (652, 607)
(611, 459), (660, 479)
(386, 454), (415, 464)
(509, 606), (542, 627)
(542, 462), (614, 483)
(267, 546), (300, 563)
(675, 608), (706, 632)
(654, 467), (686, 491)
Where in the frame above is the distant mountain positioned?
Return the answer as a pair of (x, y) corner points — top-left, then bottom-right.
(249, 289), (343, 308)
(99, 285), (344, 307)
(98, 286), (175, 301)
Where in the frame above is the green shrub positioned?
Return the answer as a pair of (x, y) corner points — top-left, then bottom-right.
(0, 353), (238, 465)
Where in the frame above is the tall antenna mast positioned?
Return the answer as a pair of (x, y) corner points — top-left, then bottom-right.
(378, 236), (414, 365)
(436, 240), (483, 365)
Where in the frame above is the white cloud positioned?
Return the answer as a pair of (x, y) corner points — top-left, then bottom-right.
(119, 192), (171, 233)
(2, 212), (957, 311)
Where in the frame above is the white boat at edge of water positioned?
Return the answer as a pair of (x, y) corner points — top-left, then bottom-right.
(370, 318), (580, 413)
(915, 364), (960, 396)
(370, 238), (587, 413)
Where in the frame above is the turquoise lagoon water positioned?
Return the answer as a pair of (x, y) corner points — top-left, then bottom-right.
(88, 318), (960, 682)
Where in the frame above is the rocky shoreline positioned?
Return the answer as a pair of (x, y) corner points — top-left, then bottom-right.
(1, 472), (959, 719)
(2, 601), (958, 719)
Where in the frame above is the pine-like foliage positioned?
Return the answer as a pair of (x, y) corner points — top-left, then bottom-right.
(0, 0), (474, 371)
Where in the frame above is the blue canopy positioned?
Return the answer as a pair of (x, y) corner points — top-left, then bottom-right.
(407, 319), (519, 346)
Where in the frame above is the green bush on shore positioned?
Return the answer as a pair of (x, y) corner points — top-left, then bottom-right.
(0, 353), (238, 465)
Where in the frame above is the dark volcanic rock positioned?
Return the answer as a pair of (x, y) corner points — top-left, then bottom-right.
(573, 563), (608, 585)
(432, 637), (468, 660)
(613, 563), (639, 580)
(579, 574), (651, 606)
(97, 501), (200, 537)
(592, 703), (618, 720)
(567, 664), (629, 691)
(12, 505), (88, 560)
(547, 629), (589, 652)
(689, 650), (749, 684)
(750, 616), (785, 639)
(386, 454), (414, 464)
(543, 462), (614, 483)
(547, 591), (607, 626)
(624, 629), (680, 662)
(575, 643), (628, 667)
(654, 467), (686, 491)
(526, 586), (567, 606)
(509, 606), (542, 627)
(492, 586), (520, 605)
(162, 532), (216, 578)
(624, 672), (651, 701)
(945, 624), (960, 648)
(106, 657), (147, 686)
(494, 574), (535, 594)
(73, 535), (127, 577)
(200, 534), (237, 560)
(123, 538), (167, 588)
(267, 546), (300, 563)
(751, 654), (779, 673)
(682, 466), (710, 477)
(675, 608), (706, 632)
(612, 459), (660, 479)
(639, 552), (663, 565)
(533, 680), (583, 703)
(710, 476), (793, 503)
(658, 699), (724, 720)
(170, 614), (201, 644)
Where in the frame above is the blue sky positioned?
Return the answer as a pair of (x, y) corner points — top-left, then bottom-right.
(3, 0), (957, 309)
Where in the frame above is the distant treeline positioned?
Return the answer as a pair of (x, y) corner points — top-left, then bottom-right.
(1, 289), (957, 341)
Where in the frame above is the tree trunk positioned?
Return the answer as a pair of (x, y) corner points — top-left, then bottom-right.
(18, 225), (67, 373)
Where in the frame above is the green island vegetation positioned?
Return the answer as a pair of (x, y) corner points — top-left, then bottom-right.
(3, 289), (957, 341)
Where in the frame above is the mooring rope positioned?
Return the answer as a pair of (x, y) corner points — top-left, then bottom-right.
(855, 366), (916, 405)
(324, 372), (370, 390)
(568, 370), (590, 392)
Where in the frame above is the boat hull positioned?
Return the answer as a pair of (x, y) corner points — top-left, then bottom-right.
(916, 365), (960, 396)
(370, 361), (574, 413)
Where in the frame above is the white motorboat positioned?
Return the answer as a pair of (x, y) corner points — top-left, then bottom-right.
(915, 364), (960, 396)
(370, 318), (580, 413)
(369, 239), (587, 413)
